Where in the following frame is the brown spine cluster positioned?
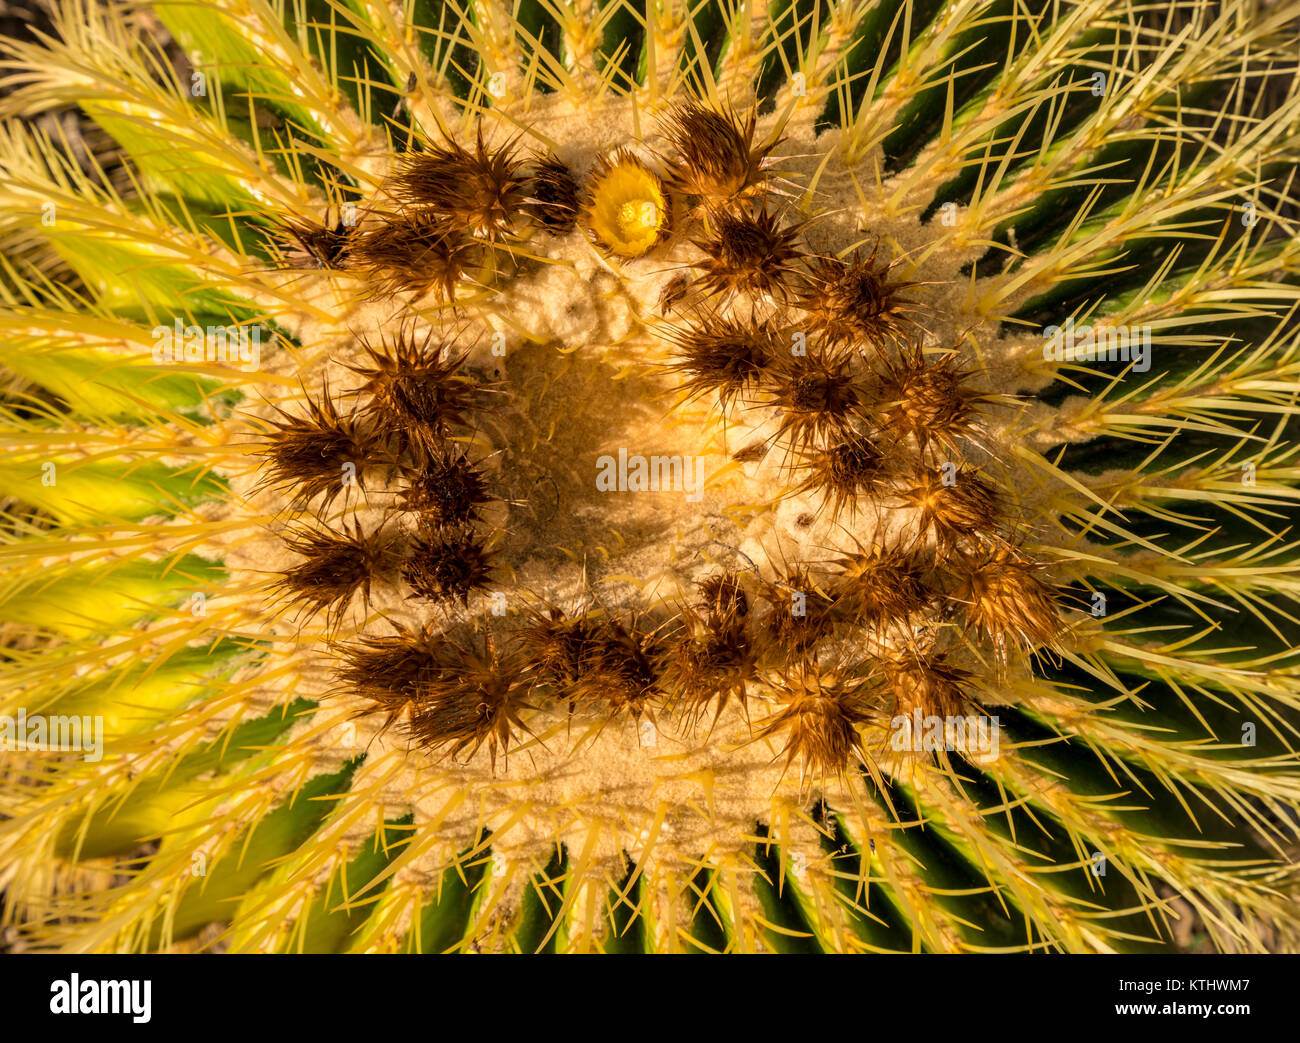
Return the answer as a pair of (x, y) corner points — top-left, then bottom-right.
(796, 245), (927, 350)
(388, 129), (528, 243)
(275, 521), (402, 630)
(261, 330), (502, 632)
(269, 132), (585, 300)
(689, 205), (806, 302)
(645, 100), (1065, 770)
(267, 211), (354, 269)
(405, 629), (533, 769)
(348, 210), (479, 302)
(666, 572), (760, 724)
(259, 387), (382, 509)
(657, 100), (783, 207)
(759, 663), (877, 786)
(666, 313), (776, 406)
(524, 152), (581, 234)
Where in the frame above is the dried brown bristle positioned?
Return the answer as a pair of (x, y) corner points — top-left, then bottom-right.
(522, 609), (666, 719)
(759, 664), (876, 782)
(519, 607), (602, 694)
(732, 440), (769, 463)
(876, 348), (989, 452)
(346, 335), (479, 457)
(880, 651), (972, 721)
(697, 571), (748, 621)
(827, 545), (932, 628)
(519, 607), (581, 673)
(764, 350), (863, 453)
(524, 152), (580, 234)
(349, 209), (477, 301)
(276, 521), (399, 625)
(659, 100), (779, 204)
(259, 390), (381, 509)
(396, 448), (493, 526)
(657, 273), (692, 315)
(407, 630), (532, 769)
(666, 314), (776, 407)
(390, 129), (527, 241)
(956, 547), (1063, 662)
(759, 568), (836, 655)
(900, 468), (1001, 552)
(796, 437), (886, 516)
(401, 525), (495, 604)
(268, 214), (353, 270)
(690, 205), (805, 302)
(666, 609), (758, 723)
(334, 623), (455, 717)
(796, 244), (924, 349)
(567, 616), (668, 720)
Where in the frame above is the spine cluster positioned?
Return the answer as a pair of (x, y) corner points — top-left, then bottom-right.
(264, 331), (502, 628)
(269, 132), (582, 295)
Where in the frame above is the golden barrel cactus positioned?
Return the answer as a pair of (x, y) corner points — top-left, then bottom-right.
(1, 0), (1300, 953)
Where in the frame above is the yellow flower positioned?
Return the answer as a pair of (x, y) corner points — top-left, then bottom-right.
(582, 149), (668, 258)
